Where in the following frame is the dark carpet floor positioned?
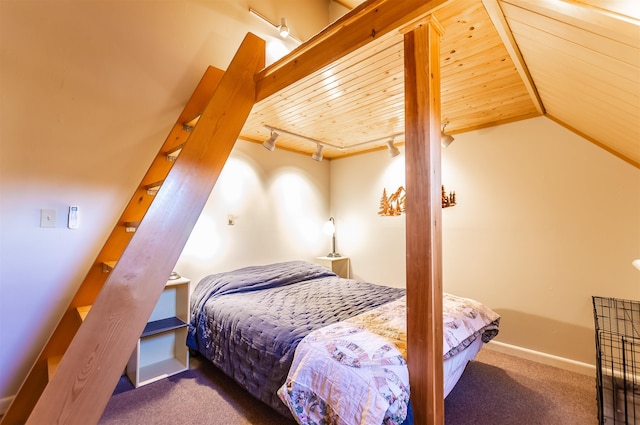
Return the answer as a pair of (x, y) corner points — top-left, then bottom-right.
(99, 347), (597, 424)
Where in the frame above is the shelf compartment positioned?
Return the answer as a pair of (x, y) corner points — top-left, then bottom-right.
(126, 327), (189, 388)
(141, 317), (187, 338)
(137, 356), (188, 387)
(125, 277), (190, 388)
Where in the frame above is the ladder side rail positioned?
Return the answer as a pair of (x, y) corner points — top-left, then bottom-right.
(26, 32), (265, 425)
(0, 68), (224, 425)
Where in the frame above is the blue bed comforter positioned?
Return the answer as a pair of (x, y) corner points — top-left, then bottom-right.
(187, 260), (405, 418)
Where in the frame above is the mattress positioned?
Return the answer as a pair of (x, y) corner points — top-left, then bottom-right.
(444, 337), (483, 397)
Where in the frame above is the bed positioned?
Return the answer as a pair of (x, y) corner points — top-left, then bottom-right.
(186, 260), (500, 424)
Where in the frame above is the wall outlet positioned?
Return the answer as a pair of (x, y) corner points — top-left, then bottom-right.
(40, 209), (56, 228)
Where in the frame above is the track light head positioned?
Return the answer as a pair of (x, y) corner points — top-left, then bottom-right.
(386, 139), (401, 158)
(263, 130), (278, 151)
(441, 121), (454, 148)
(278, 17), (290, 38)
(441, 133), (454, 148)
(311, 144), (324, 161)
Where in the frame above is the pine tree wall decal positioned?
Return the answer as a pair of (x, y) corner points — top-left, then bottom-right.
(380, 185), (455, 215)
(378, 188), (391, 216)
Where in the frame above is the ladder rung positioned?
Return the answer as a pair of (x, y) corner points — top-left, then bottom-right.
(182, 115), (201, 131)
(102, 261), (117, 273)
(123, 221), (140, 232)
(145, 181), (163, 195)
(166, 144), (185, 162)
(47, 355), (62, 382)
(76, 305), (92, 322)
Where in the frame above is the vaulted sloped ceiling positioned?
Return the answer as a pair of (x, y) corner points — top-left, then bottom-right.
(238, 0), (639, 167)
(495, 0), (640, 167)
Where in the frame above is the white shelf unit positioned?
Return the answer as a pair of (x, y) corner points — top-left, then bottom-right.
(316, 256), (350, 278)
(126, 276), (190, 387)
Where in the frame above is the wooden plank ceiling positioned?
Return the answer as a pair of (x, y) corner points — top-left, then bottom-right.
(239, 0), (640, 167)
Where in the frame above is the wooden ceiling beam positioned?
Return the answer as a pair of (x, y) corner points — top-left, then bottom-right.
(254, 0), (453, 102)
(482, 0), (545, 114)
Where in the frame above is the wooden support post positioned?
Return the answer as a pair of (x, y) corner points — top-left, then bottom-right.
(403, 17), (444, 425)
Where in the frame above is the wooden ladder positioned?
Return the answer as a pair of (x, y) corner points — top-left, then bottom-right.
(1, 33), (265, 425)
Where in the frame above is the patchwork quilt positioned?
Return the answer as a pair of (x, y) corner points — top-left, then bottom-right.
(278, 294), (500, 425)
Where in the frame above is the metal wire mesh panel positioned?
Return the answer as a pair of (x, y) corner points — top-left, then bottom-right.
(593, 296), (640, 424)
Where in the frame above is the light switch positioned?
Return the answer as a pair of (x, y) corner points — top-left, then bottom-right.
(40, 209), (56, 228)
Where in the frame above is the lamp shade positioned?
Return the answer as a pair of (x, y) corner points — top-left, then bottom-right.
(323, 218), (335, 236)
(323, 217), (340, 257)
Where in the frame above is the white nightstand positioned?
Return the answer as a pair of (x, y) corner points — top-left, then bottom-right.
(316, 256), (350, 278)
(126, 276), (190, 387)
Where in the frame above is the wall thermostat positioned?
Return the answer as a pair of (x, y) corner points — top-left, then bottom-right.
(68, 206), (79, 229)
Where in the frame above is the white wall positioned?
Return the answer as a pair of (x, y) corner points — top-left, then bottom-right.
(175, 140), (331, 286)
(328, 148), (408, 287)
(0, 0), (330, 406)
(330, 117), (640, 365)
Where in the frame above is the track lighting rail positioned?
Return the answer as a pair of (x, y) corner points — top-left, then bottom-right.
(262, 123), (454, 159)
(263, 125), (344, 150)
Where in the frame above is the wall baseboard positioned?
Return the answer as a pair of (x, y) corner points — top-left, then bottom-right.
(485, 340), (595, 377)
(0, 395), (14, 416)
